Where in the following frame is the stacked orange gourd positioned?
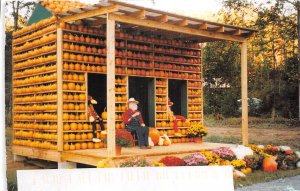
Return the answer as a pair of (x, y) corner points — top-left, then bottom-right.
(13, 17), (59, 150)
(13, 16), (56, 37)
(14, 55), (56, 69)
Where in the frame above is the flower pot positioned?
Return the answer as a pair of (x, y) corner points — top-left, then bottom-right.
(116, 146), (122, 156)
(194, 137), (203, 143)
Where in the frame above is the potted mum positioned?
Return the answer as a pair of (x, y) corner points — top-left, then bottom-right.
(115, 129), (134, 156)
(187, 122), (208, 143)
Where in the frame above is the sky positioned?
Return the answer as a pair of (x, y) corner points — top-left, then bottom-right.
(5, 0), (296, 25)
(5, 0), (222, 22)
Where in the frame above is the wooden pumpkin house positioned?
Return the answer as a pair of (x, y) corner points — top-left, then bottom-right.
(11, 0), (256, 166)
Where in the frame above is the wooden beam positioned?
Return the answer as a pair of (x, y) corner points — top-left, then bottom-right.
(151, 14), (168, 23)
(88, 19), (107, 27)
(233, 29), (241, 36)
(215, 26), (224, 33)
(13, 146), (61, 162)
(129, 9), (146, 19)
(106, 16), (116, 157)
(177, 19), (188, 27)
(60, 4), (119, 23)
(241, 41), (248, 146)
(198, 22), (207, 30)
(108, 14), (247, 42)
(56, 27), (63, 152)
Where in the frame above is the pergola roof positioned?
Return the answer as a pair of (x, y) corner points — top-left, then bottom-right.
(52, 0), (257, 42)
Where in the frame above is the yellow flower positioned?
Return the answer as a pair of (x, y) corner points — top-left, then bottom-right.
(200, 151), (220, 165)
(97, 159), (111, 168)
(187, 123), (208, 137)
(152, 162), (165, 167)
(231, 159), (246, 169)
(249, 144), (273, 158)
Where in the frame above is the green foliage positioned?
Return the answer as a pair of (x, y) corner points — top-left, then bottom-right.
(203, 41), (241, 117)
(203, 0), (298, 119)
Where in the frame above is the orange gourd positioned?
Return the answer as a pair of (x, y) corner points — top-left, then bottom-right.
(263, 158), (277, 172)
(149, 128), (160, 145)
(101, 107), (107, 120)
(63, 143), (70, 150)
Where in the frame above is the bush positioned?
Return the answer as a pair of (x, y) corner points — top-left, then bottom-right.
(159, 156), (186, 166)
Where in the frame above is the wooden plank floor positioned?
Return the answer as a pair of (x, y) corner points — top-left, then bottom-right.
(62, 142), (236, 166)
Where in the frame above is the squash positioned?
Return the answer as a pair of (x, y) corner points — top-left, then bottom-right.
(70, 143), (76, 150)
(75, 143), (81, 150)
(87, 142), (94, 149)
(81, 142), (88, 149)
(149, 128), (160, 145)
(263, 158), (277, 172)
(63, 143), (70, 150)
(101, 107), (107, 120)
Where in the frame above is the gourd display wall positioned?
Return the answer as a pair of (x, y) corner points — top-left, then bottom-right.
(12, 18), (203, 151)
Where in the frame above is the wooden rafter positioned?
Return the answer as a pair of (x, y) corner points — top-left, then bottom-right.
(60, 4), (119, 23)
(176, 19), (188, 27)
(151, 14), (168, 23)
(108, 13), (247, 42)
(88, 19), (107, 27)
(129, 9), (146, 19)
(214, 26), (225, 33)
(198, 22), (207, 30)
(233, 29), (241, 36)
(108, 0), (256, 35)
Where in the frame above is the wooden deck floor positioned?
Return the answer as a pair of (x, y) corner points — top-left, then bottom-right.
(62, 142), (236, 166)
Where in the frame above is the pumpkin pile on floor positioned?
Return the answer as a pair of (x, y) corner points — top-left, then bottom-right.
(97, 144), (300, 178)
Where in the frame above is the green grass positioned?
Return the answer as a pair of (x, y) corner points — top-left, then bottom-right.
(204, 115), (300, 129)
(205, 135), (241, 144)
(234, 168), (300, 188)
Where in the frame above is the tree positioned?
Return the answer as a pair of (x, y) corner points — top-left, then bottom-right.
(6, 1), (36, 31)
(203, 0), (298, 118)
(279, 0), (300, 119)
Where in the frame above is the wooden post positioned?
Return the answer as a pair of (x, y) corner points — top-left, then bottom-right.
(57, 27), (63, 151)
(106, 15), (116, 156)
(241, 41), (248, 145)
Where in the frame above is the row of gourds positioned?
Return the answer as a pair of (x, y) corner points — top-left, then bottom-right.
(13, 83), (57, 94)
(63, 62), (107, 72)
(13, 16), (56, 37)
(13, 24), (56, 44)
(14, 55), (57, 70)
(63, 23), (200, 49)
(13, 17), (57, 150)
(13, 34), (57, 53)
(14, 73), (57, 86)
(14, 94), (57, 103)
(14, 104), (57, 111)
(13, 64), (57, 78)
(14, 122), (57, 130)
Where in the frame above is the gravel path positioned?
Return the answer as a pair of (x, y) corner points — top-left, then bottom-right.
(235, 175), (300, 191)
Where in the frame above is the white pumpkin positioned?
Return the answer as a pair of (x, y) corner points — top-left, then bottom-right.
(89, 116), (95, 122)
(148, 137), (154, 147)
(158, 137), (164, 146)
(163, 134), (171, 145)
(231, 145), (253, 159)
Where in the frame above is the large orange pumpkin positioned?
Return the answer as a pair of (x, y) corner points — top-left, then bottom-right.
(149, 128), (160, 145)
(101, 107), (107, 120)
(263, 158), (277, 172)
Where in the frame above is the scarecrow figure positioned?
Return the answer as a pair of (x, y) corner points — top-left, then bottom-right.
(87, 95), (105, 143)
(122, 98), (151, 149)
(167, 97), (189, 132)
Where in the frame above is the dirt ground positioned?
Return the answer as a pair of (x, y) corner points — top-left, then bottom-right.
(206, 126), (300, 149)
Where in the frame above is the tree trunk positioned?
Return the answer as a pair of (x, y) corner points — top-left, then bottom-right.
(298, 7), (300, 120)
(12, 1), (20, 31)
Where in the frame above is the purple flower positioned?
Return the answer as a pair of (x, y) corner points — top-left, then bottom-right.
(211, 147), (236, 161)
(183, 153), (208, 166)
